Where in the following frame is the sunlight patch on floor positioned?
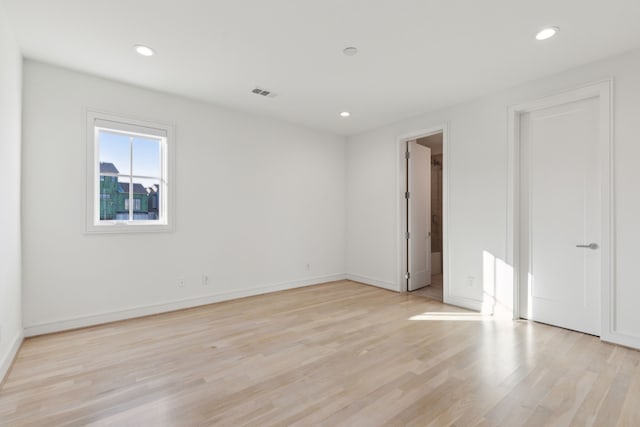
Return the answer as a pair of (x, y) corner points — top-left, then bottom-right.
(408, 312), (492, 321)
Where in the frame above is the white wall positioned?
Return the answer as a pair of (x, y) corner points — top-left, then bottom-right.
(0, 0), (23, 381)
(22, 61), (346, 335)
(346, 48), (640, 348)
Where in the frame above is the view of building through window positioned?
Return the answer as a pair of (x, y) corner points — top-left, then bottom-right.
(98, 129), (162, 221)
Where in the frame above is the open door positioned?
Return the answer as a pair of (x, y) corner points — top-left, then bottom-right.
(407, 140), (431, 291)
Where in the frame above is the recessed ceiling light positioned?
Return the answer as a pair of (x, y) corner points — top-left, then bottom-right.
(340, 111), (351, 118)
(134, 44), (155, 56)
(342, 47), (359, 56)
(535, 27), (559, 41)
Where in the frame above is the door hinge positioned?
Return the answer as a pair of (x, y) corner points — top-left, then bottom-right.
(405, 151), (410, 160)
(405, 231), (410, 240)
(405, 272), (410, 279)
(405, 191), (410, 199)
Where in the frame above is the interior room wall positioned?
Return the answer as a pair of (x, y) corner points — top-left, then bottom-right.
(430, 154), (443, 254)
(21, 61), (347, 336)
(346, 47), (640, 349)
(0, 0), (23, 382)
(417, 133), (443, 155)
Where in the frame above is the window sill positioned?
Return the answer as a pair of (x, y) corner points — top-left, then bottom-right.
(85, 221), (173, 234)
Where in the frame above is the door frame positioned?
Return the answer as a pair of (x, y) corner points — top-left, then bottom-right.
(397, 124), (449, 296)
(507, 79), (616, 343)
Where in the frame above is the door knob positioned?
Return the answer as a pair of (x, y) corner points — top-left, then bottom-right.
(576, 243), (598, 249)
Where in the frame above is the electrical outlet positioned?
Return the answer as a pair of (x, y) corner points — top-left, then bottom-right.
(305, 263), (311, 271)
(178, 279), (185, 288)
(202, 275), (210, 286)
(466, 276), (475, 287)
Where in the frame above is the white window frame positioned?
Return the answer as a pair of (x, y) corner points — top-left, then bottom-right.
(84, 110), (175, 233)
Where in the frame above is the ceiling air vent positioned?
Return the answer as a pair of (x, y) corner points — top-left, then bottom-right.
(251, 87), (277, 98)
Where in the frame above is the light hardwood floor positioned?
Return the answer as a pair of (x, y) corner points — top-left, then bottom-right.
(411, 274), (443, 301)
(1, 280), (639, 426)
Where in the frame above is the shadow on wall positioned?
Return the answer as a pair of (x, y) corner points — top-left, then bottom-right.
(482, 250), (513, 317)
(409, 250), (514, 320)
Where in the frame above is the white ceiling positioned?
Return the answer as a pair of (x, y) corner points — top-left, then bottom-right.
(5, 0), (640, 135)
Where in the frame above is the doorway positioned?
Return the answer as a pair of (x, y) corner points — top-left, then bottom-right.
(519, 97), (601, 335)
(510, 81), (613, 338)
(400, 128), (446, 301)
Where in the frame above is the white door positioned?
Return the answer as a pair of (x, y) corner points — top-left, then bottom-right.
(408, 141), (432, 291)
(519, 97), (601, 335)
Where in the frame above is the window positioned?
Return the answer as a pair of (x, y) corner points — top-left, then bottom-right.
(124, 199), (141, 211)
(85, 111), (174, 233)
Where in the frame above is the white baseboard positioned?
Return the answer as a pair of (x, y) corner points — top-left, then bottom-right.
(601, 330), (640, 350)
(347, 274), (483, 312)
(24, 273), (347, 337)
(0, 330), (24, 385)
(443, 294), (482, 312)
(346, 274), (399, 292)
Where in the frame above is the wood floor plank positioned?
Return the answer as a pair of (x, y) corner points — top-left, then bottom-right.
(1, 280), (639, 426)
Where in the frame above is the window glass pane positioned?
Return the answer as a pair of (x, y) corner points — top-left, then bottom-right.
(132, 137), (161, 178)
(131, 177), (161, 222)
(98, 130), (130, 175)
(114, 176), (132, 220)
(99, 175), (119, 220)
